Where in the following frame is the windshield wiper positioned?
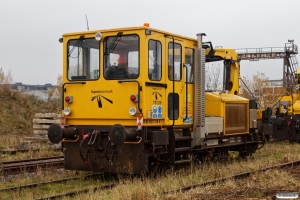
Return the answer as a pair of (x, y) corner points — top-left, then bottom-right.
(68, 36), (85, 57)
(105, 32), (122, 55)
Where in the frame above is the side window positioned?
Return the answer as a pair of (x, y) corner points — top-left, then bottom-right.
(168, 42), (182, 81)
(104, 34), (139, 79)
(67, 38), (99, 80)
(185, 48), (194, 83)
(148, 40), (162, 80)
(168, 93), (179, 120)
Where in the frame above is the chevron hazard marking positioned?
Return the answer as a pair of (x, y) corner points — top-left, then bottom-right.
(137, 116), (143, 127)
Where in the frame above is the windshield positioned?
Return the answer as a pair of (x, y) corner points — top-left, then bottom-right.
(67, 38), (99, 80)
(104, 34), (139, 79)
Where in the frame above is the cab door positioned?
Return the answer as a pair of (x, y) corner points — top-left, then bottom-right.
(165, 38), (184, 126)
(182, 47), (194, 125)
(144, 37), (165, 126)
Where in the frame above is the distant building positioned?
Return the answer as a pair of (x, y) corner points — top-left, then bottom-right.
(23, 90), (49, 101)
(11, 83), (60, 101)
(12, 82), (55, 92)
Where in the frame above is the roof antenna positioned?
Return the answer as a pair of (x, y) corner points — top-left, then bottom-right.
(85, 14), (89, 31)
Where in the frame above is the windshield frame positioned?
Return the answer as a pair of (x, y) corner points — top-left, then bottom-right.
(67, 37), (100, 81)
(103, 34), (140, 80)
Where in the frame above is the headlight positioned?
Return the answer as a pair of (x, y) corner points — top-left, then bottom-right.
(129, 107), (137, 116)
(95, 32), (102, 41)
(64, 107), (71, 115)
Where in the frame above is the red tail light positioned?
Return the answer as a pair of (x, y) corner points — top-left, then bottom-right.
(65, 96), (73, 103)
(65, 96), (70, 102)
(130, 95), (136, 102)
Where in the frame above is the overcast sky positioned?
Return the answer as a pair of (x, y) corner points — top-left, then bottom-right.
(0, 0), (299, 85)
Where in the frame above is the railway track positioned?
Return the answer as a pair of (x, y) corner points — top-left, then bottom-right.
(0, 148), (60, 155)
(34, 159), (300, 199)
(1, 141), (299, 198)
(0, 176), (77, 193)
(0, 156), (64, 175)
(0, 173), (101, 193)
(165, 159), (300, 194)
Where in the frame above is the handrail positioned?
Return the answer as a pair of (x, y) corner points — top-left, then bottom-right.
(183, 64), (188, 122)
(235, 47), (286, 54)
(62, 136), (79, 143)
(124, 137), (142, 144)
(62, 82), (86, 109)
(118, 80), (142, 113)
(236, 44), (298, 55)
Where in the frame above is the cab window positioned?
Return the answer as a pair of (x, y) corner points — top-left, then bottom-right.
(104, 34), (139, 79)
(148, 40), (162, 80)
(168, 42), (182, 81)
(67, 38), (99, 80)
(185, 48), (194, 83)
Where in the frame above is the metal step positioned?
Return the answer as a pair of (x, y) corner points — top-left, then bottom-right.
(175, 136), (191, 141)
(172, 126), (191, 129)
(175, 147), (191, 152)
(174, 159), (190, 164)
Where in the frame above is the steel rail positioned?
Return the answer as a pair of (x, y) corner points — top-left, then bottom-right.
(0, 174), (101, 193)
(0, 177), (76, 193)
(36, 183), (116, 200)
(2, 156), (63, 164)
(0, 148), (60, 155)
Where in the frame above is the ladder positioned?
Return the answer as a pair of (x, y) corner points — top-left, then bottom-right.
(168, 126), (192, 164)
(284, 53), (298, 93)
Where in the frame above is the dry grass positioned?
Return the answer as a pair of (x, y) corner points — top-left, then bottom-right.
(0, 134), (24, 149)
(0, 170), (105, 199)
(0, 75), (62, 162)
(0, 146), (62, 162)
(173, 168), (300, 200)
(0, 134), (62, 162)
(0, 170), (112, 200)
(0, 70), (61, 136)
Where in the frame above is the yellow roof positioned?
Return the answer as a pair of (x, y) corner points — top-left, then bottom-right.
(62, 25), (197, 42)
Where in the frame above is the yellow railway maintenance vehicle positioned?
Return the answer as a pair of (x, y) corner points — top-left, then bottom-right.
(48, 23), (264, 174)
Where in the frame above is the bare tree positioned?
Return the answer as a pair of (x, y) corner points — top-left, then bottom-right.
(48, 74), (63, 100)
(0, 68), (13, 95)
(56, 74), (63, 96)
(205, 62), (221, 91)
(240, 71), (285, 110)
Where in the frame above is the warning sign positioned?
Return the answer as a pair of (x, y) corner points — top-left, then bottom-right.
(60, 116), (66, 126)
(152, 105), (162, 118)
(137, 116), (143, 127)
